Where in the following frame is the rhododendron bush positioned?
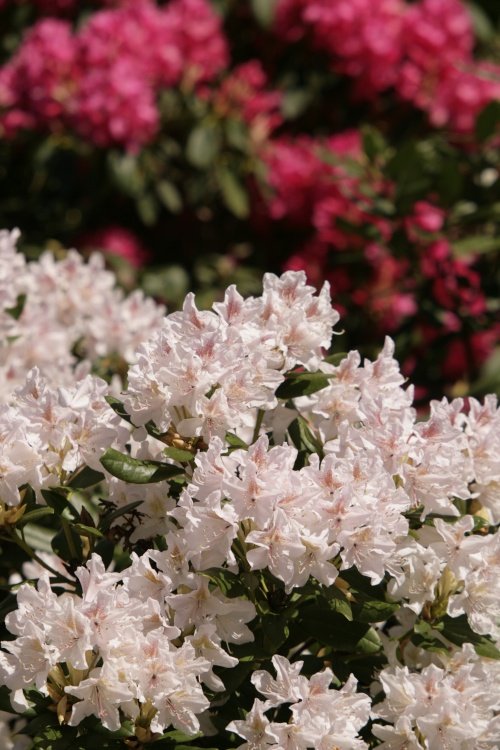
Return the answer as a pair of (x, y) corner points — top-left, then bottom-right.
(0, 228), (500, 749)
(0, 0), (499, 403)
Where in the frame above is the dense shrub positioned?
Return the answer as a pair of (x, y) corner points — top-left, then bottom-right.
(0, 229), (500, 748)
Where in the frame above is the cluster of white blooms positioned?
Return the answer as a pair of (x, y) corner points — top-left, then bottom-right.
(299, 341), (473, 520)
(0, 553), (255, 735)
(164, 343), (500, 631)
(373, 644), (500, 749)
(465, 394), (500, 523)
(175, 431), (406, 591)
(389, 512), (500, 639)
(0, 368), (128, 505)
(124, 272), (338, 441)
(1, 231), (500, 747)
(0, 229), (164, 401)
(228, 655), (371, 749)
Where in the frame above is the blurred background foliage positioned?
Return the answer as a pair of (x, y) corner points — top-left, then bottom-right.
(0, 0), (499, 404)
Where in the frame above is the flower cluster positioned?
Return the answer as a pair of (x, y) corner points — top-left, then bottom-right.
(2, 0), (497, 148)
(397, 0), (500, 134)
(374, 645), (500, 748)
(0, 369), (128, 506)
(0, 0), (228, 149)
(207, 60), (283, 142)
(275, 0), (500, 132)
(0, 554), (255, 735)
(0, 229), (164, 400)
(275, 0), (405, 99)
(0, 239), (499, 747)
(124, 270), (337, 441)
(228, 655), (371, 749)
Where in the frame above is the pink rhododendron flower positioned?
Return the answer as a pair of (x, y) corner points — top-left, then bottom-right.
(209, 61), (282, 141)
(163, 0), (229, 85)
(0, 0), (228, 149)
(81, 226), (151, 268)
(275, 0), (499, 134)
(0, 19), (77, 134)
(429, 61), (500, 134)
(276, 0), (405, 98)
(441, 329), (499, 382)
(405, 200), (445, 238)
(420, 240), (487, 316)
(263, 136), (333, 225)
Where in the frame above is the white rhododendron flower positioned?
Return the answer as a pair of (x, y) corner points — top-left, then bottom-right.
(0, 229), (165, 401)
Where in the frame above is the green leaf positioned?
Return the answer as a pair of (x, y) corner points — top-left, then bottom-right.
(340, 567), (388, 600)
(82, 718), (135, 739)
(152, 730), (203, 743)
(23, 523), (54, 554)
(201, 567), (246, 598)
(469, 639), (500, 660)
(17, 507), (55, 526)
(41, 489), (79, 521)
(163, 446), (194, 463)
(287, 416), (323, 457)
(475, 100), (500, 142)
(411, 619), (454, 655)
(141, 265), (190, 303)
(51, 524), (83, 563)
(72, 524), (103, 539)
(105, 396), (133, 424)
(442, 615), (500, 659)
(472, 515), (490, 532)
(219, 659), (255, 696)
(352, 598), (399, 623)
(225, 119), (249, 151)
(467, 2), (495, 42)
(225, 432), (248, 450)
(186, 123), (221, 169)
(108, 153), (144, 198)
(65, 736), (124, 750)
(414, 619), (443, 637)
(362, 126), (386, 161)
(250, 0), (278, 27)
(452, 235), (500, 258)
(67, 466), (105, 489)
(387, 141), (431, 207)
(435, 156), (464, 205)
(299, 605), (382, 654)
(5, 293), (26, 320)
(276, 371), (330, 399)
(137, 194), (159, 226)
(0, 593), (20, 622)
(35, 726), (79, 749)
(22, 710), (58, 738)
(100, 448), (183, 484)
(156, 180), (183, 213)
(217, 167), (250, 218)
(281, 88), (315, 120)
(324, 587), (353, 621)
